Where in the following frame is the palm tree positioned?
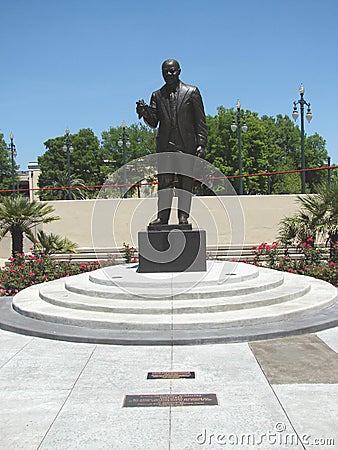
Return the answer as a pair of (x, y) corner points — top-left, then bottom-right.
(34, 230), (78, 255)
(0, 196), (60, 256)
(40, 173), (89, 200)
(278, 209), (318, 245)
(278, 182), (338, 260)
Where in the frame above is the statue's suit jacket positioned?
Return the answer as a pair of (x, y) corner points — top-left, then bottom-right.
(143, 81), (208, 154)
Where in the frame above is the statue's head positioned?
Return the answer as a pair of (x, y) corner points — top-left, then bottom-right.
(162, 59), (181, 87)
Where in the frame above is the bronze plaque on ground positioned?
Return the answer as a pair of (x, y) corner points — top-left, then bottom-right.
(123, 393), (218, 407)
(147, 371), (195, 379)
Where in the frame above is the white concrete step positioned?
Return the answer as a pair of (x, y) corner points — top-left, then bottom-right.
(38, 277), (311, 314)
(64, 267), (284, 301)
(88, 261), (259, 287)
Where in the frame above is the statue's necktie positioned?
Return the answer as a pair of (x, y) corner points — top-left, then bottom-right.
(169, 91), (177, 128)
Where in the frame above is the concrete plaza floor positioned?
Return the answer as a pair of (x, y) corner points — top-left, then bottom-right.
(1, 326), (338, 450)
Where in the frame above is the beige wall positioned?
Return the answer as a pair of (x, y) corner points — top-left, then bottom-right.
(0, 195), (301, 259)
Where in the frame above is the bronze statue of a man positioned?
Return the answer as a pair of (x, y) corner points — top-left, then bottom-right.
(136, 59), (208, 225)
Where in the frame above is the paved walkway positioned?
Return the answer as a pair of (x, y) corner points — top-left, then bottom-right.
(0, 326), (338, 450)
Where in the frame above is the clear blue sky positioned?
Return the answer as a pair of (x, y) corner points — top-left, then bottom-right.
(1, 0), (338, 170)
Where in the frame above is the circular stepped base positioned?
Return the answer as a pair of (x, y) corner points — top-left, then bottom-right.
(1, 298), (338, 345)
(3, 261), (337, 344)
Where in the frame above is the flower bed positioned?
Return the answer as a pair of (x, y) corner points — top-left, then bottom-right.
(247, 240), (337, 287)
(0, 251), (114, 296)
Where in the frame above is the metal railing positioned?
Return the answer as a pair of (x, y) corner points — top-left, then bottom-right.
(1, 164), (336, 198)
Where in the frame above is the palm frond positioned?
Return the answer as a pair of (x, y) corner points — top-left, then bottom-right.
(279, 183), (338, 248)
(33, 230), (79, 255)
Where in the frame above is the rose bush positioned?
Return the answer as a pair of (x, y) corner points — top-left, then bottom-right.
(0, 251), (118, 296)
(249, 239), (337, 287)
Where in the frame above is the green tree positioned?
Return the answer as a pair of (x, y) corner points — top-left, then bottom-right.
(38, 129), (103, 200)
(101, 123), (157, 197)
(206, 108), (271, 194)
(261, 114), (302, 193)
(304, 133), (328, 191)
(241, 111), (269, 194)
(0, 196), (60, 256)
(206, 107), (233, 173)
(38, 125), (157, 200)
(205, 107), (240, 193)
(206, 110), (329, 195)
(101, 123), (156, 167)
(262, 115), (328, 193)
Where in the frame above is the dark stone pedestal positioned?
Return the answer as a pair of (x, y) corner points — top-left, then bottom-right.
(138, 226), (206, 273)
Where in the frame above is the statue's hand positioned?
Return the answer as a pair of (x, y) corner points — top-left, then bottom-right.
(195, 146), (205, 159)
(136, 99), (147, 119)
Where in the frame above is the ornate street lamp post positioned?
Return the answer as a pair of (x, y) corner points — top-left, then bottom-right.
(292, 84), (312, 194)
(7, 133), (16, 198)
(231, 100), (247, 195)
(8, 133), (17, 198)
(63, 128), (73, 200)
(117, 121), (131, 196)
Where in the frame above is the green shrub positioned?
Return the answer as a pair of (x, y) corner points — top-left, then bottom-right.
(249, 240), (337, 287)
(0, 251), (102, 296)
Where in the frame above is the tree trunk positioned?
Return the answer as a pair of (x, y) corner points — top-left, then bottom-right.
(10, 226), (24, 256)
(330, 232), (338, 263)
